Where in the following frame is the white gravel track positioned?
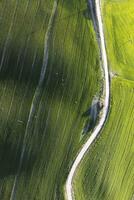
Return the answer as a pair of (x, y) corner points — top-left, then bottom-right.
(65, 0), (110, 199)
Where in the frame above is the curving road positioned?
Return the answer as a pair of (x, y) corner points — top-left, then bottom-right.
(65, 0), (110, 199)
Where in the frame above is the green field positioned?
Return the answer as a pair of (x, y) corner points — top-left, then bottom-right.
(0, 0), (100, 199)
(74, 0), (134, 200)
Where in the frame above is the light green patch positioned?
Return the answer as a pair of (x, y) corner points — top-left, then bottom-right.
(103, 0), (134, 80)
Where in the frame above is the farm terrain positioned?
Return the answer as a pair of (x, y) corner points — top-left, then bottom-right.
(74, 1), (134, 200)
(0, 0), (100, 199)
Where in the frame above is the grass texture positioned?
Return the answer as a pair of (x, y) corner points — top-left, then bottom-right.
(74, 1), (134, 200)
(0, 0), (100, 199)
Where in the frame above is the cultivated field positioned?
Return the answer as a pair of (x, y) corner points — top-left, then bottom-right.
(74, 79), (134, 200)
(74, 0), (134, 200)
(0, 0), (100, 199)
(104, 0), (134, 81)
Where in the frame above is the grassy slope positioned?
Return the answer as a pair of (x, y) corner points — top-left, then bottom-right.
(0, 0), (100, 199)
(74, 0), (134, 200)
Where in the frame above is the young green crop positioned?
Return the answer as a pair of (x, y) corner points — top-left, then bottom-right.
(74, 78), (134, 200)
(74, 0), (134, 200)
(0, 0), (100, 199)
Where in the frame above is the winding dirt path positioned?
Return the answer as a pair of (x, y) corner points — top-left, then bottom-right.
(65, 0), (110, 199)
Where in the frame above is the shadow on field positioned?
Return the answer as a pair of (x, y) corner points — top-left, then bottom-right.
(0, 0), (51, 86)
(0, 130), (37, 179)
(0, 100), (56, 180)
(83, 8), (92, 20)
(0, 2), (97, 196)
(0, 33), (74, 103)
(0, 32), (80, 180)
(0, 45), (43, 87)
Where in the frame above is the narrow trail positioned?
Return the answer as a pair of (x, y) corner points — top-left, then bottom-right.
(9, 1), (58, 200)
(65, 0), (110, 199)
